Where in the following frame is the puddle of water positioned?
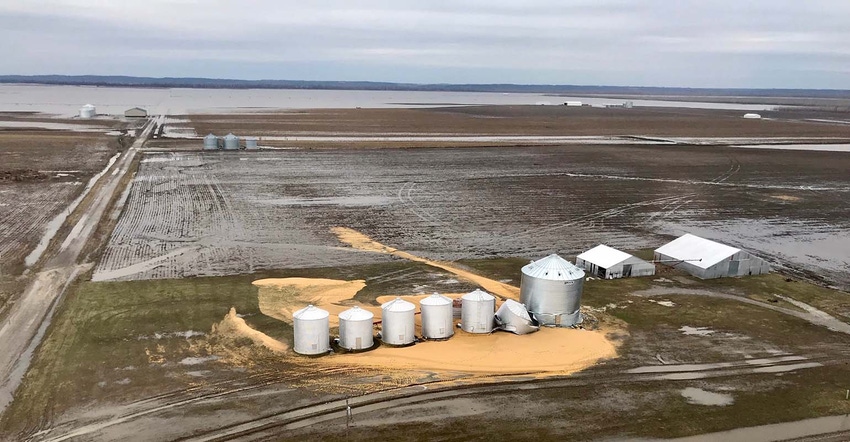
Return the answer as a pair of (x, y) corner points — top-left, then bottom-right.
(679, 326), (715, 336)
(751, 362), (823, 373)
(178, 356), (220, 366)
(256, 196), (394, 207)
(681, 387), (734, 406)
(736, 144), (850, 152)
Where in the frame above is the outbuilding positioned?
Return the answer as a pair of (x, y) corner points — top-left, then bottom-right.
(654, 233), (770, 279)
(124, 107), (148, 118)
(576, 244), (655, 279)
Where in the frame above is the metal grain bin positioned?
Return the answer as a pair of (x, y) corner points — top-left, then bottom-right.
(380, 297), (415, 346)
(203, 133), (219, 150)
(79, 104), (96, 119)
(495, 299), (539, 335)
(520, 254), (585, 327)
(245, 137), (259, 150)
(460, 289), (495, 334)
(292, 305), (330, 355)
(338, 306), (374, 351)
(223, 133), (240, 150)
(419, 293), (454, 340)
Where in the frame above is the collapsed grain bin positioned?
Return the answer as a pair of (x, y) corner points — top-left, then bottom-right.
(203, 133), (219, 150)
(576, 244), (655, 279)
(419, 293), (454, 340)
(494, 299), (539, 335)
(338, 306), (374, 351)
(79, 104), (96, 119)
(245, 137), (259, 150)
(654, 233), (770, 279)
(520, 254), (585, 327)
(460, 289), (495, 334)
(292, 305), (330, 355)
(223, 133), (240, 150)
(380, 297), (416, 346)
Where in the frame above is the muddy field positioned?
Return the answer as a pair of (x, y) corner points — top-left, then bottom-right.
(96, 144), (850, 289)
(0, 123), (125, 277)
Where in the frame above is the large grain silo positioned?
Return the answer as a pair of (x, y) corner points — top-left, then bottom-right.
(203, 133), (219, 150)
(460, 289), (495, 334)
(292, 305), (330, 355)
(338, 306), (374, 351)
(79, 104), (96, 119)
(520, 254), (585, 327)
(223, 133), (240, 150)
(380, 297), (416, 346)
(495, 299), (539, 335)
(245, 137), (259, 150)
(419, 293), (454, 340)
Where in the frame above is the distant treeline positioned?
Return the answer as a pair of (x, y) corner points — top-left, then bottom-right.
(2, 75), (850, 98)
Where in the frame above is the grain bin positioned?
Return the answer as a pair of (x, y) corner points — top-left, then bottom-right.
(203, 133), (219, 150)
(460, 289), (495, 334)
(338, 306), (374, 351)
(380, 297), (416, 346)
(79, 104), (96, 119)
(245, 137), (258, 149)
(419, 293), (454, 340)
(520, 254), (585, 327)
(292, 305), (330, 355)
(223, 133), (240, 150)
(495, 299), (539, 335)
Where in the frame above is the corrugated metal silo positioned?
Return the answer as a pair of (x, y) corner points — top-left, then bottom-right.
(338, 306), (374, 351)
(460, 289), (495, 333)
(380, 297), (415, 346)
(223, 133), (240, 150)
(79, 104), (96, 119)
(245, 137), (258, 149)
(419, 293), (454, 340)
(520, 254), (585, 327)
(292, 305), (330, 355)
(495, 299), (539, 335)
(203, 133), (219, 150)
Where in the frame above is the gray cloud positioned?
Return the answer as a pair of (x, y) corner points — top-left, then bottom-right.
(2, 0), (849, 87)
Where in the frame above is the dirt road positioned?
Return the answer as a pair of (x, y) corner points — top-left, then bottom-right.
(0, 118), (155, 413)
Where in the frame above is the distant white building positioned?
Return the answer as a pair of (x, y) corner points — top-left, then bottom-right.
(564, 101), (583, 107)
(743, 113), (762, 119)
(79, 104), (96, 119)
(654, 234), (770, 279)
(576, 244), (655, 279)
(124, 107), (148, 118)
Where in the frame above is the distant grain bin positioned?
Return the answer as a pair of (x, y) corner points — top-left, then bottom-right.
(495, 299), (539, 335)
(203, 133), (219, 150)
(743, 113), (762, 119)
(292, 305), (330, 355)
(338, 306), (374, 351)
(245, 137), (258, 150)
(564, 101), (583, 107)
(460, 289), (495, 334)
(419, 293), (454, 340)
(223, 133), (240, 150)
(380, 297), (416, 346)
(79, 104), (96, 119)
(520, 254), (585, 327)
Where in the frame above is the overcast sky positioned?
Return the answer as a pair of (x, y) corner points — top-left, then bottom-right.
(2, 0), (849, 88)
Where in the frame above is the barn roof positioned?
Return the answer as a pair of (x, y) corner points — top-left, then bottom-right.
(654, 234), (740, 269)
(576, 244), (633, 269)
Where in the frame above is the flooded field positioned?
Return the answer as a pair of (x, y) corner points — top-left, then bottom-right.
(95, 144), (850, 289)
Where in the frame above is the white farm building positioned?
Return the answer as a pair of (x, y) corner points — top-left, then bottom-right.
(654, 234), (770, 279)
(576, 244), (655, 279)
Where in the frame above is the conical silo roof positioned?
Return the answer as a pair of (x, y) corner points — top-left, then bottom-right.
(461, 289), (495, 302)
(501, 299), (532, 321)
(420, 293), (452, 306)
(339, 305), (374, 321)
(381, 297), (415, 312)
(522, 254), (585, 281)
(224, 132), (238, 139)
(293, 304), (329, 320)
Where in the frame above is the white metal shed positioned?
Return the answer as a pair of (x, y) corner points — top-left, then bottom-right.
(654, 234), (769, 279)
(576, 244), (655, 279)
